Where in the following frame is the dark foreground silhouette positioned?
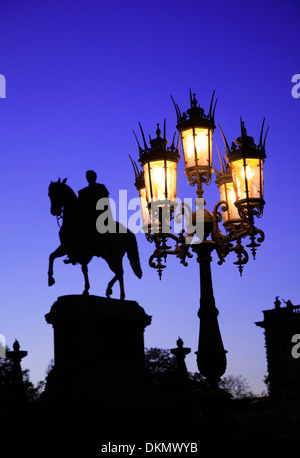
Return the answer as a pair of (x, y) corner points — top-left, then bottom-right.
(48, 177), (142, 299)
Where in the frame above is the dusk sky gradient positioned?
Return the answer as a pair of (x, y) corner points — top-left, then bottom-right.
(0, 0), (300, 394)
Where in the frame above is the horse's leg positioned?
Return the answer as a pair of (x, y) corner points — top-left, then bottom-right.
(115, 251), (125, 300)
(81, 263), (90, 295)
(119, 270), (125, 301)
(104, 257), (125, 300)
(112, 262), (125, 300)
(106, 274), (117, 298)
(48, 245), (67, 286)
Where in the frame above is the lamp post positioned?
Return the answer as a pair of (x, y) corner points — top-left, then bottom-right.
(131, 90), (268, 390)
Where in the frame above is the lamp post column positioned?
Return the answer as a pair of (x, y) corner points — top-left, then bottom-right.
(192, 240), (227, 389)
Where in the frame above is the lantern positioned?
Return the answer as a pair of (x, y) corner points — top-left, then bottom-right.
(225, 119), (268, 220)
(214, 147), (241, 226)
(172, 90), (217, 193)
(138, 121), (180, 207)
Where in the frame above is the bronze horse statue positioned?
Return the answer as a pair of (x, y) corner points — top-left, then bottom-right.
(48, 178), (142, 299)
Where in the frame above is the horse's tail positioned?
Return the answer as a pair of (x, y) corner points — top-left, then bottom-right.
(126, 231), (142, 279)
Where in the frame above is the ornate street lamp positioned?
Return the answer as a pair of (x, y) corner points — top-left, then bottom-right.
(131, 90), (268, 390)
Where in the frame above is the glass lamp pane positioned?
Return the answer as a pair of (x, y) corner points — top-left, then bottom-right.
(181, 127), (210, 169)
(166, 160), (177, 201)
(150, 160), (166, 201)
(144, 160), (177, 202)
(231, 158), (262, 201)
(219, 182), (240, 223)
(139, 187), (150, 227)
(219, 184), (229, 223)
(143, 162), (151, 203)
(226, 182), (240, 221)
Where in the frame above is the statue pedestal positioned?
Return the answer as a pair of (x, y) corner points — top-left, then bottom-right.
(42, 295), (154, 443)
(44, 295), (151, 399)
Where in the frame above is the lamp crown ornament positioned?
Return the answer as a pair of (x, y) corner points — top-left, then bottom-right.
(135, 119), (180, 165)
(219, 117), (268, 161)
(129, 154), (145, 191)
(148, 123), (168, 152)
(213, 145), (231, 179)
(171, 89), (217, 131)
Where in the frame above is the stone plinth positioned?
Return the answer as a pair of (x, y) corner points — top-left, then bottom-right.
(44, 295), (151, 398)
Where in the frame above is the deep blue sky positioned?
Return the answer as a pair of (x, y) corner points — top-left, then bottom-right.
(0, 0), (299, 394)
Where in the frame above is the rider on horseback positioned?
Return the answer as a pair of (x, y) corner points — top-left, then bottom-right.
(65, 170), (110, 264)
(79, 170), (109, 230)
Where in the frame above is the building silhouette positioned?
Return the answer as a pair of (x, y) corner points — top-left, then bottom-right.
(256, 297), (300, 400)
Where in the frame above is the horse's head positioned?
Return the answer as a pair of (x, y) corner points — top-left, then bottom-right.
(48, 178), (67, 216)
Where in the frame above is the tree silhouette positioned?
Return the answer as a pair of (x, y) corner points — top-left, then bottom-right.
(145, 347), (256, 399)
(144, 347), (177, 387)
(0, 348), (42, 403)
(219, 374), (254, 399)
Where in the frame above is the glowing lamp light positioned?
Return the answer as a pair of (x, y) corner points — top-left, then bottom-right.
(181, 127), (212, 173)
(138, 185), (151, 229)
(231, 159), (261, 201)
(143, 159), (177, 203)
(219, 179), (240, 224)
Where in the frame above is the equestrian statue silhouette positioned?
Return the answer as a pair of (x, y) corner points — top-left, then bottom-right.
(48, 171), (142, 299)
